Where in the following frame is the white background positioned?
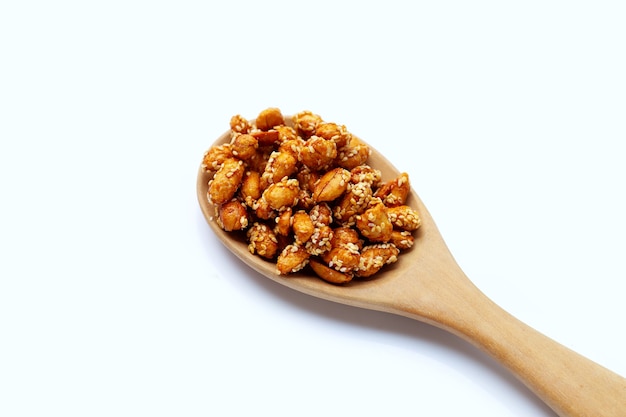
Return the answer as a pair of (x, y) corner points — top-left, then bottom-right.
(1, 1), (625, 416)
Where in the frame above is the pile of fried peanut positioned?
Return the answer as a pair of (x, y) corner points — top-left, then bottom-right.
(202, 108), (421, 284)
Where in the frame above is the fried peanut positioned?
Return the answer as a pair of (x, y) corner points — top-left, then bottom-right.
(202, 144), (232, 172)
(292, 211), (315, 244)
(256, 107), (285, 131)
(330, 226), (362, 250)
(321, 246), (360, 274)
(386, 205), (422, 231)
(315, 122), (351, 148)
(275, 125), (298, 143)
(208, 158), (245, 205)
(296, 188), (315, 211)
(333, 181), (373, 225)
(231, 134), (258, 160)
(309, 203), (333, 227)
(277, 244), (310, 275)
(375, 172), (410, 207)
(293, 110), (322, 138)
(321, 226), (361, 274)
(309, 259), (352, 284)
(252, 129), (281, 147)
(390, 230), (415, 250)
(202, 108), (422, 285)
(336, 136), (370, 170)
(247, 222), (279, 259)
(218, 199), (249, 231)
(356, 243), (399, 278)
(299, 136), (337, 171)
(262, 177), (300, 211)
(278, 136), (305, 158)
(305, 225), (333, 256)
(246, 148), (272, 173)
(240, 170), (262, 206)
(260, 151), (298, 189)
(350, 165), (382, 187)
(254, 197), (274, 220)
(230, 114), (251, 134)
(355, 198), (393, 242)
(312, 167), (351, 203)
(296, 168), (320, 193)
(275, 208), (292, 236)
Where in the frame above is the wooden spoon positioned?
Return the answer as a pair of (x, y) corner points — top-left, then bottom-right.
(197, 119), (626, 417)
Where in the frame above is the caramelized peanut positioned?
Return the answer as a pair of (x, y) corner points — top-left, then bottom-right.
(309, 259), (352, 284)
(331, 226), (362, 250)
(252, 129), (281, 147)
(321, 246), (360, 274)
(336, 136), (370, 170)
(256, 107), (285, 131)
(254, 197), (274, 220)
(312, 167), (351, 203)
(296, 168), (320, 193)
(375, 172), (410, 207)
(247, 222), (279, 259)
(230, 114), (251, 134)
(356, 243), (399, 277)
(386, 205), (422, 231)
(315, 122), (351, 148)
(333, 181), (372, 225)
(305, 225), (333, 256)
(260, 151), (298, 189)
(208, 158), (245, 205)
(278, 136), (305, 158)
(275, 208), (292, 236)
(231, 134), (258, 160)
(277, 244), (310, 275)
(240, 170), (262, 206)
(202, 108), (422, 284)
(202, 144), (232, 172)
(309, 203), (333, 227)
(292, 211), (315, 244)
(262, 178), (300, 211)
(390, 230), (415, 250)
(350, 165), (382, 187)
(218, 200), (249, 231)
(299, 136), (337, 171)
(293, 110), (322, 138)
(355, 198), (393, 242)
(275, 125), (298, 143)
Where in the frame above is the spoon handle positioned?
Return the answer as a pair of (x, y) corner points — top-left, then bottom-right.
(409, 281), (626, 417)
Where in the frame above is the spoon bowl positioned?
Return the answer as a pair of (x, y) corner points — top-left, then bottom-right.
(197, 117), (626, 417)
